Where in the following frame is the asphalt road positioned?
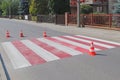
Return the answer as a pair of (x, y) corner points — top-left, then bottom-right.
(0, 18), (70, 42)
(0, 18), (120, 80)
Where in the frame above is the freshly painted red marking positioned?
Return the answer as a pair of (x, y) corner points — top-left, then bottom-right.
(46, 37), (89, 53)
(12, 41), (46, 65)
(74, 36), (120, 47)
(30, 39), (71, 58)
(60, 36), (108, 50)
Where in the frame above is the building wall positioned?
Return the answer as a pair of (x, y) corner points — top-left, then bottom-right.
(84, 0), (108, 13)
(70, 0), (119, 14)
(70, 7), (77, 14)
(108, 0), (117, 13)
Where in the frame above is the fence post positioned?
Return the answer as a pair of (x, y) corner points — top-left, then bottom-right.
(65, 12), (69, 26)
(91, 14), (93, 25)
(55, 14), (57, 24)
(109, 14), (112, 28)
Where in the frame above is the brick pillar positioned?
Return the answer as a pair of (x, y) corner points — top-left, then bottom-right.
(91, 13), (93, 25)
(65, 12), (69, 26)
(109, 14), (112, 28)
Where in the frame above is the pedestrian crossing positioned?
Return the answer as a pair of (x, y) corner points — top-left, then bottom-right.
(2, 35), (120, 69)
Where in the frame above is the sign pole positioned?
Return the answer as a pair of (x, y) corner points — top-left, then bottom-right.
(77, 0), (81, 27)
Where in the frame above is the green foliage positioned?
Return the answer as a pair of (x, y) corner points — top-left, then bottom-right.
(18, 1), (29, 15)
(80, 4), (93, 14)
(29, 0), (48, 15)
(29, 0), (37, 15)
(0, 0), (70, 16)
(31, 16), (37, 21)
(48, 0), (54, 14)
(0, 0), (2, 10)
(1, 0), (9, 16)
(11, 0), (19, 15)
(18, 2), (23, 15)
(0, 0), (19, 16)
(36, 0), (48, 14)
(48, 0), (70, 14)
(0, 0), (2, 15)
(93, 12), (106, 14)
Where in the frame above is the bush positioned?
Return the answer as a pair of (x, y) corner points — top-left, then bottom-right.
(31, 16), (37, 21)
(80, 4), (93, 14)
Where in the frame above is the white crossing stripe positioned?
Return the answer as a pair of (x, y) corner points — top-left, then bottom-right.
(38, 38), (83, 56)
(2, 42), (31, 69)
(1, 35), (120, 69)
(21, 40), (60, 62)
(65, 36), (115, 48)
(53, 37), (100, 51)
(76, 35), (120, 45)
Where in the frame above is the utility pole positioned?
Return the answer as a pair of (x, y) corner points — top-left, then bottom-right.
(9, 5), (11, 18)
(77, 0), (80, 27)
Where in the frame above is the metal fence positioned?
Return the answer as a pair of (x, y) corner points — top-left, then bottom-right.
(37, 15), (65, 24)
(66, 13), (120, 28)
(83, 14), (112, 27)
(37, 15), (56, 23)
(68, 14), (77, 24)
(112, 14), (120, 27)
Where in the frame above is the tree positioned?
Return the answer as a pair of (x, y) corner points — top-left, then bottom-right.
(0, 0), (19, 16)
(48, 0), (70, 15)
(1, 0), (9, 16)
(48, 0), (54, 14)
(11, 0), (19, 15)
(80, 4), (93, 14)
(29, 0), (48, 15)
(29, 0), (37, 15)
(36, 0), (48, 14)
(29, 0), (70, 15)
(18, 0), (29, 15)
(0, 0), (3, 15)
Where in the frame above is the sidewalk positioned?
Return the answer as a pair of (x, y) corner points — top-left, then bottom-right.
(15, 19), (120, 43)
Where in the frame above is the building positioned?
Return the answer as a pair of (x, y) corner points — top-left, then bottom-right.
(108, 0), (118, 13)
(70, 0), (118, 14)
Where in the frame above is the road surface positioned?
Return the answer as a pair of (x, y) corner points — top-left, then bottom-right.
(0, 18), (120, 80)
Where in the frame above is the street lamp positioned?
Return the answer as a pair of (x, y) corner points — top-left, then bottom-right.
(77, 0), (80, 27)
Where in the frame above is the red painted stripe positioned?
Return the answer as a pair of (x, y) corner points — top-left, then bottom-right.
(74, 36), (120, 47)
(60, 36), (108, 50)
(30, 39), (71, 58)
(46, 37), (89, 53)
(12, 41), (46, 65)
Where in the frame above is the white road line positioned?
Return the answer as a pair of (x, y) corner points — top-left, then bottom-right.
(53, 37), (100, 51)
(38, 38), (83, 56)
(65, 36), (115, 48)
(76, 35), (120, 45)
(2, 42), (31, 69)
(21, 40), (60, 62)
